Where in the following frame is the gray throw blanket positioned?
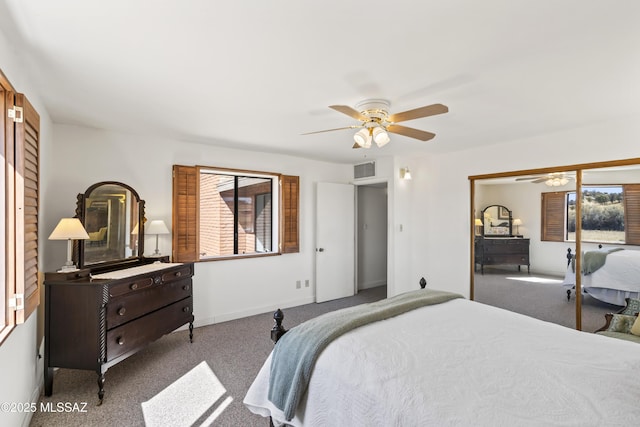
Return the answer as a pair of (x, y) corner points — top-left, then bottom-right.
(267, 288), (463, 421)
(574, 247), (624, 275)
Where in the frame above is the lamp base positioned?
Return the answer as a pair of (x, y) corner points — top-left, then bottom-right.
(58, 265), (79, 273)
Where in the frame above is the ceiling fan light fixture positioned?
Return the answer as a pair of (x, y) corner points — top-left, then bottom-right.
(373, 127), (390, 147)
(354, 128), (371, 148)
(545, 177), (569, 187)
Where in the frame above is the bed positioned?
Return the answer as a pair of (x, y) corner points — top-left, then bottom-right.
(562, 247), (640, 306)
(244, 288), (640, 426)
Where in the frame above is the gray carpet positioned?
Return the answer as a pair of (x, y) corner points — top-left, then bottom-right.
(29, 286), (387, 427)
(473, 266), (619, 332)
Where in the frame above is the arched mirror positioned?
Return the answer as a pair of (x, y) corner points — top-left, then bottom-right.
(75, 181), (145, 268)
(481, 204), (512, 236)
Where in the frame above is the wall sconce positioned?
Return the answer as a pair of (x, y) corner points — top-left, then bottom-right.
(146, 219), (170, 256)
(513, 218), (522, 235)
(474, 218), (483, 236)
(400, 167), (412, 180)
(48, 218), (90, 272)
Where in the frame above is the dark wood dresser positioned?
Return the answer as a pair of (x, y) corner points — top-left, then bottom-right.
(44, 259), (194, 403)
(475, 237), (530, 274)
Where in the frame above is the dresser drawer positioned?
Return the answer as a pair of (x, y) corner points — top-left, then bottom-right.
(161, 264), (193, 284)
(485, 254), (529, 265)
(107, 279), (193, 329)
(106, 296), (193, 362)
(109, 276), (154, 298)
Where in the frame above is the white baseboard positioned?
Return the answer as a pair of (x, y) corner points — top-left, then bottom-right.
(176, 295), (316, 330)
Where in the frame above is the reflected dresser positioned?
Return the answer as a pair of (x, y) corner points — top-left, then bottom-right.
(44, 259), (194, 403)
(475, 237), (530, 274)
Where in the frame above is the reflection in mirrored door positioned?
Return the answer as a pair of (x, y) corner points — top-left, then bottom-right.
(472, 161), (640, 332)
(472, 174), (576, 329)
(576, 166), (640, 331)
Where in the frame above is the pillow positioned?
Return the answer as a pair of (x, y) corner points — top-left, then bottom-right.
(606, 314), (637, 333)
(621, 298), (640, 316)
(631, 315), (640, 336)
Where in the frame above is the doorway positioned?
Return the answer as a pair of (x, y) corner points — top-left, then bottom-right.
(356, 183), (388, 293)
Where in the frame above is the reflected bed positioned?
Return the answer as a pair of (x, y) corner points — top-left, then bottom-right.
(563, 247), (640, 305)
(244, 289), (640, 426)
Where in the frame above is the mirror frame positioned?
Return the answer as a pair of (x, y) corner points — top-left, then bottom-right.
(75, 181), (145, 270)
(481, 204), (513, 237)
(469, 157), (640, 331)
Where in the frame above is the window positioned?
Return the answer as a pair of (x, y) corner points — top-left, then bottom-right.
(1, 70), (41, 344)
(541, 184), (640, 245)
(172, 165), (298, 262)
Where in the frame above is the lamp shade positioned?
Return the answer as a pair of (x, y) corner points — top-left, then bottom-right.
(373, 127), (390, 147)
(512, 219), (522, 226)
(475, 219), (483, 226)
(354, 128), (371, 148)
(48, 218), (90, 240)
(146, 220), (170, 235)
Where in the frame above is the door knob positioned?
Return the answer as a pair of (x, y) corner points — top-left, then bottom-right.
(317, 248), (324, 252)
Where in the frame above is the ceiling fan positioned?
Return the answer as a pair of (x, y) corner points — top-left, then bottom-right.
(302, 99), (448, 149)
(515, 172), (575, 186)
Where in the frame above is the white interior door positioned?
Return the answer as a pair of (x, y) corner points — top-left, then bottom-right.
(316, 182), (355, 303)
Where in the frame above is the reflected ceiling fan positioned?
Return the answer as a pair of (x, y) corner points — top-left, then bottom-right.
(302, 99), (448, 148)
(515, 172), (575, 186)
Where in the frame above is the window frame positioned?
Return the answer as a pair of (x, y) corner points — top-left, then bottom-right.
(172, 165), (299, 263)
(541, 184), (640, 245)
(198, 167), (279, 260)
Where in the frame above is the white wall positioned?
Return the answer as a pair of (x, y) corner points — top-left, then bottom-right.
(0, 23), (53, 427)
(411, 116), (640, 298)
(45, 124), (358, 325)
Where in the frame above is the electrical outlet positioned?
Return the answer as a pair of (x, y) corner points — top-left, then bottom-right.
(296, 280), (301, 289)
(305, 279), (310, 287)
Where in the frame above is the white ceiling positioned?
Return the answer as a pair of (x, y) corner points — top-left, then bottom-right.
(2, 0), (639, 164)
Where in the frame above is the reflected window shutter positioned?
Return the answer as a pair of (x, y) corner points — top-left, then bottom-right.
(624, 184), (640, 245)
(15, 93), (40, 323)
(281, 175), (299, 253)
(541, 192), (565, 242)
(172, 165), (198, 262)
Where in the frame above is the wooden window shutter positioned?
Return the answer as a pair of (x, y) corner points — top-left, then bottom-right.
(172, 165), (199, 262)
(281, 175), (299, 253)
(14, 93), (40, 323)
(541, 192), (565, 242)
(624, 184), (640, 245)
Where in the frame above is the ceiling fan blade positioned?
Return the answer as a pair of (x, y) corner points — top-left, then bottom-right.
(515, 176), (542, 181)
(329, 105), (368, 121)
(386, 124), (435, 141)
(388, 104), (448, 123)
(531, 177), (550, 183)
(301, 125), (359, 135)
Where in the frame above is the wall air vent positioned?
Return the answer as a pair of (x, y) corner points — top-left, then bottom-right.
(354, 161), (376, 179)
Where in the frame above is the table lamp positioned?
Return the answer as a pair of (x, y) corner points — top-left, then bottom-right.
(48, 218), (90, 272)
(146, 220), (170, 256)
(513, 218), (522, 235)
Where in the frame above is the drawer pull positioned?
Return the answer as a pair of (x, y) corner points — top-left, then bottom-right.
(175, 271), (182, 277)
(117, 307), (126, 316)
(130, 283), (138, 290)
(183, 306), (191, 313)
(154, 276), (161, 284)
(183, 285), (190, 291)
(116, 336), (125, 346)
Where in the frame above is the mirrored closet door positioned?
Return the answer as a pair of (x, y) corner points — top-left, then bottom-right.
(470, 159), (640, 331)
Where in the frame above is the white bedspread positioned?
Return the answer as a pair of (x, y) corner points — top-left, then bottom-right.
(244, 298), (640, 426)
(562, 249), (640, 305)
